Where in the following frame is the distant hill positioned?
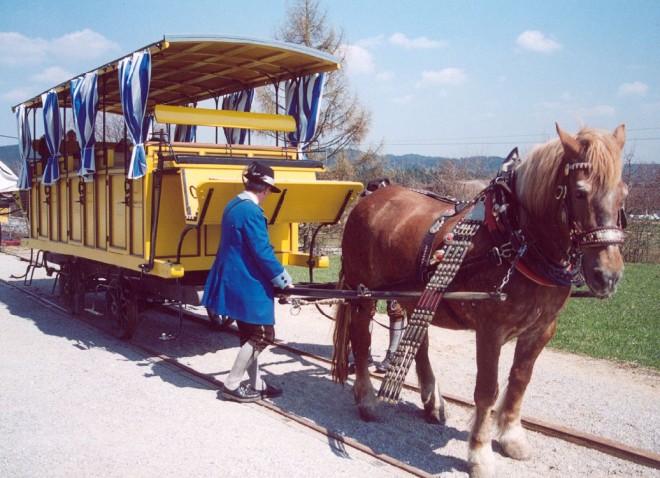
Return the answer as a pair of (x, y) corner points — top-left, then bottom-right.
(0, 143), (656, 180)
(382, 153), (505, 177)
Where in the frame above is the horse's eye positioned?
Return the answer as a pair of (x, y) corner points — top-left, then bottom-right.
(575, 190), (587, 200)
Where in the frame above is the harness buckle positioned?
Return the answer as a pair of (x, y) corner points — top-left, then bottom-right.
(490, 242), (516, 266)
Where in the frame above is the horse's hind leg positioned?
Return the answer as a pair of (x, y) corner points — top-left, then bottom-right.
(415, 330), (445, 424)
(350, 300), (380, 421)
(496, 320), (557, 461)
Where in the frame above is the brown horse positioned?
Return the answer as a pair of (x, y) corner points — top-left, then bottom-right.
(332, 124), (627, 477)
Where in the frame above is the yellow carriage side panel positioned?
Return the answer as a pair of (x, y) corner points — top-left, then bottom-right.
(184, 176), (362, 226)
(84, 180), (96, 248)
(96, 172), (107, 250)
(68, 176), (82, 244)
(129, 176), (145, 256)
(152, 172), (197, 259)
(108, 173), (127, 250)
(263, 180), (363, 224)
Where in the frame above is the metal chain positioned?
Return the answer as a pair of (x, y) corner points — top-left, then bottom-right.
(496, 243), (527, 294)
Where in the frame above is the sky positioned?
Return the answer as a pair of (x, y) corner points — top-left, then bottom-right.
(0, 0), (658, 162)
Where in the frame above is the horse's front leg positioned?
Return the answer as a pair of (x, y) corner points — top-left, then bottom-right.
(350, 300), (380, 421)
(496, 319), (557, 461)
(468, 329), (502, 478)
(415, 330), (445, 424)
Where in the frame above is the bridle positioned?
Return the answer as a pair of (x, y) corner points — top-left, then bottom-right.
(555, 161), (626, 250)
(485, 151), (626, 288)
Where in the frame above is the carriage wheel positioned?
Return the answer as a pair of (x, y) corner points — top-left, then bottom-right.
(71, 265), (86, 316)
(206, 307), (234, 330)
(106, 278), (138, 339)
(58, 264), (74, 310)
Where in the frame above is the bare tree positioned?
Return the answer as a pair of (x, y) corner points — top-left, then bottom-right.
(272, 0), (372, 162)
(622, 146), (660, 263)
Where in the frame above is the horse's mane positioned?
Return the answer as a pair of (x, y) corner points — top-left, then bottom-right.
(515, 127), (623, 216)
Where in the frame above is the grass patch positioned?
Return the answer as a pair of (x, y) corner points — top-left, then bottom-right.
(552, 262), (659, 370)
(287, 257), (659, 370)
(287, 256), (342, 284)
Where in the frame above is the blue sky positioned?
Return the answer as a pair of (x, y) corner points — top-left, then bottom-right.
(1, 0), (658, 162)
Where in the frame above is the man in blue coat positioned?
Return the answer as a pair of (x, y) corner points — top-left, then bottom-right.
(202, 161), (293, 403)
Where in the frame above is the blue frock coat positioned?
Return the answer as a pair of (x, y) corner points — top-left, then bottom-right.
(201, 193), (291, 325)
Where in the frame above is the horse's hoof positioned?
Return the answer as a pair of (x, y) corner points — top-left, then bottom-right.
(358, 404), (383, 422)
(499, 424), (531, 460)
(468, 444), (496, 478)
(424, 406), (446, 425)
(468, 463), (495, 478)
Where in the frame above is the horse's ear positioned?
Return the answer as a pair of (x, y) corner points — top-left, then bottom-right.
(613, 124), (626, 149)
(556, 123), (581, 161)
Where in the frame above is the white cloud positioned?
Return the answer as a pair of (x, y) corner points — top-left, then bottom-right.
(0, 29), (119, 66)
(30, 66), (74, 85)
(389, 32), (446, 49)
(0, 32), (48, 65)
(516, 30), (562, 54)
(618, 81), (648, 97)
(51, 29), (120, 62)
(1, 86), (38, 103)
(419, 68), (467, 86)
(342, 44), (375, 74)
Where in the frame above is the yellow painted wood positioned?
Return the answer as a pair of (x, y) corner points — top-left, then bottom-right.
(154, 105), (296, 132)
(181, 174), (362, 226)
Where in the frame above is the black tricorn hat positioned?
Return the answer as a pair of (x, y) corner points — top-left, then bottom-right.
(243, 161), (281, 193)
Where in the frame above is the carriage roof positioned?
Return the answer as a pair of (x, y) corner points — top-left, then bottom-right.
(13, 35), (341, 114)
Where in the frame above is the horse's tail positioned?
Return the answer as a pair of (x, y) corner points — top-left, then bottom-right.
(331, 273), (352, 385)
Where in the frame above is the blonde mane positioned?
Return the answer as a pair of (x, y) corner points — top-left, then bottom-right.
(515, 127), (623, 216)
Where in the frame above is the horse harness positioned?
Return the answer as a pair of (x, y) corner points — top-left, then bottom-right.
(378, 148), (627, 403)
(379, 192), (485, 402)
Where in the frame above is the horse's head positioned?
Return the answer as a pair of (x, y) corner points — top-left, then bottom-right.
(555, 124), (627, 298)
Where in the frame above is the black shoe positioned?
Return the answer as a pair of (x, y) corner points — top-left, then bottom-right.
(374, 351), (393, 374)
(221, 384), (262, 403)
(260, 380), (283, 399)
(241, 380), (284, 398)
(240, 379), (283, 399)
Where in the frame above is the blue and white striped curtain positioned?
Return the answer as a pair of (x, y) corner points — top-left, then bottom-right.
(71, 72), (98, 182)
(16, 105), (32, 190)
(222, 89), (254, 144)
(285, 73), (325, 156)
(174, 124), (196, 142)
(41, 90), (63, 186)
(118, 50), (151, 179)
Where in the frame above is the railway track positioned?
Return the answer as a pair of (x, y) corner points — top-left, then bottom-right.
(1, 263), (658, 475)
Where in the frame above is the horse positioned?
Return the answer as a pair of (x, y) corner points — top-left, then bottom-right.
(332, 124), (627, 478)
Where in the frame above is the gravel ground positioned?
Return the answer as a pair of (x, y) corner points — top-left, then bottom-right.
(0, 248), (658, 477)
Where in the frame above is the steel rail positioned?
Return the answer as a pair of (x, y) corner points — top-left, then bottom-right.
(171, 307), (660, 470)
(2, 271), (658, 471)
(0, 278), (434, 478)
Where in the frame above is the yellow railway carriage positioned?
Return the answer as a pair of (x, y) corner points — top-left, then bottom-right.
(13, 36), (362, 338)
